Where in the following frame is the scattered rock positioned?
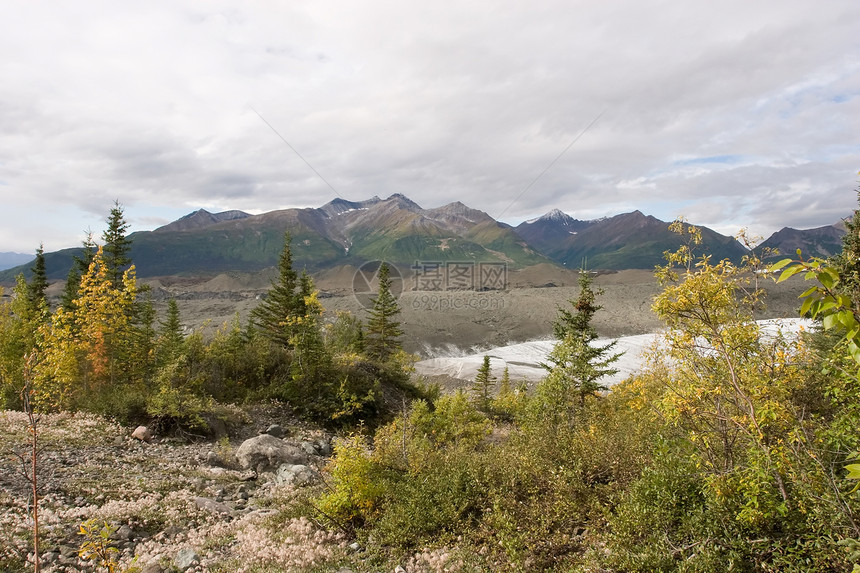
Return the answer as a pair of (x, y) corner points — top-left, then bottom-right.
(274, 463), (320, 487)
(162, 525), (183, 538)
(41, 550), (59, 564)
(131, 426), (152, 442)
(175, 547), (200, 571)
(395, 566), (406, 573)
(300, 440), (318, 455)
(235, 434), (306, 473)
(316, 439), (332, 456)
(141, 563), (167, 573)
(205, 451), (221, 466)
(111, 524), (134, 541)
(349, 541), (362, 552)
(194, 496), (234, 516)
(264, 424), (286, 438)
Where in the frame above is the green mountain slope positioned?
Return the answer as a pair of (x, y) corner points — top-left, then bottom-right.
(0, 195), (552, 282)
(519, 210), (748, 270)
(1, 196), (842, 283)
(756, 223), (846, 260)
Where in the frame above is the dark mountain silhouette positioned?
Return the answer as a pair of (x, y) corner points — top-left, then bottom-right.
(154, 209), (251, 233)
(516, 209), (748, 269)
(757, 223), (846, 260)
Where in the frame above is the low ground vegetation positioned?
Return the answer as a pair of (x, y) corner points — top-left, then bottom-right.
(2, 201), (860, 571)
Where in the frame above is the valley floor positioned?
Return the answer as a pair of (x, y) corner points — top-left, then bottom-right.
(415, 318), (813, 388)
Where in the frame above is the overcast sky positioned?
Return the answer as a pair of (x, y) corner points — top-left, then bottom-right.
(1, 1), (858, 254)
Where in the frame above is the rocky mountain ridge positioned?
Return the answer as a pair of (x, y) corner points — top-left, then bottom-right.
(0, 194), (847, 282)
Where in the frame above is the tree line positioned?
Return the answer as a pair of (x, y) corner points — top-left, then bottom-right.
(0, 202), (415, 430)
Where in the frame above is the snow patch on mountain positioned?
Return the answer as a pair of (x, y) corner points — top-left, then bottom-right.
(525, 208), (573, 225)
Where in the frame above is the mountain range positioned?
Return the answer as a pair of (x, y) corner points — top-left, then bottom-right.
(515, 209), (751, 268)
(0, 194), (847, 283)
(0, 252), (36, 272)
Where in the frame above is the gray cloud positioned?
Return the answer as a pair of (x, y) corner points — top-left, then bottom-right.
(0, 0), (858, 253)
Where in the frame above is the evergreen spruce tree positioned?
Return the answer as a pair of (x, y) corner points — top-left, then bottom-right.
(60, 270), (79, 312)
(552, 268), (600, 342)
(131, 289), (157, 382)
(471, 355), (496, 411)
(27, 244), (49, 311)
(365, 263), (403, 363)
(61, 231), (97, 311)
(499, 365), (511, 395)
(288, 276), (329, 384)
(101, 201), (133, 288)
(251, 232), (301, 347)
(156, 299), (185, 367)
(538, 267), (623, 418)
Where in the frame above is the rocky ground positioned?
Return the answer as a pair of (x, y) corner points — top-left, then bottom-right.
(7, 265), (813, 572)
(0, 405), (473, 573)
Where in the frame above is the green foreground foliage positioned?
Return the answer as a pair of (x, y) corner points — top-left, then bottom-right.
(4, 196), (860, 572)
(316, 212), (860, 571)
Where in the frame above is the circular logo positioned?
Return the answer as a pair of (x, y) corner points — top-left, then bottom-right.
(352, 260), (404, 309)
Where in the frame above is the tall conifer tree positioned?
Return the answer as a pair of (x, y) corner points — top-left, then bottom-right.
(251, 232), (301, 347)
(61, 231), (97, 311)
(365, 263), (403, 362)
(156, 299), (185, 367)
(27, 244), (49, 311)
(101, 201), (132, 288)
(472, 355), (496, 411)
(539, 267), (622, 414)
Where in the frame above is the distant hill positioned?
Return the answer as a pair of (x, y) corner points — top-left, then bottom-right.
(0, 196), (848, 283)
(154, 209), (251, 233)
(0, 195), (549, 281)
(757, 222), (846, 260)
(516, 210), (748, 269)
(0, 252), (34, 271)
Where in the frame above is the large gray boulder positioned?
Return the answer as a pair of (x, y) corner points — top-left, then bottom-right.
(235, 434), (306, 472)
